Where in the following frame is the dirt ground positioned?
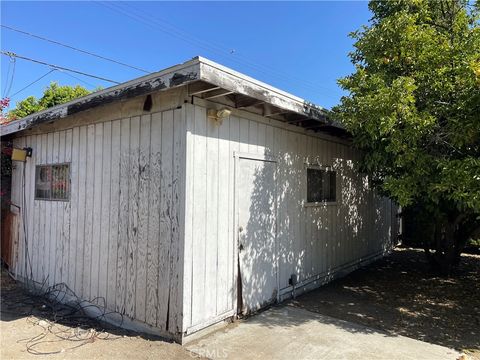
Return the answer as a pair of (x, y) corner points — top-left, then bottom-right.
(2, 248), (478, 359)
(291, 247), (480, 359)
(0, 270), (197, 360)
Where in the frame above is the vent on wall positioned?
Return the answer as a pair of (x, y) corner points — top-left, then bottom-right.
(143, 94), (153, 112)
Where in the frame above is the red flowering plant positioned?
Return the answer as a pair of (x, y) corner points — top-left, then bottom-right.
(0, 97), (16, 124)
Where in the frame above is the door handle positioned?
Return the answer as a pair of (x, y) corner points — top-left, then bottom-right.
(239, 243), (244, 251)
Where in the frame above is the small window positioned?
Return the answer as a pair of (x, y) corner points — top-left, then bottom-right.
(307, 167), (336, 203)
(35, 164), (70, 201)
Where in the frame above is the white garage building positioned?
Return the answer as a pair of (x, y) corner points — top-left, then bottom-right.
(3, 57), (397, 343)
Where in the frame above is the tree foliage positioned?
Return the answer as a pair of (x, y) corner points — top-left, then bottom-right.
(334, 0), (480, 272)
(1, 83), (91, 211)
(8, 82), (90, 119)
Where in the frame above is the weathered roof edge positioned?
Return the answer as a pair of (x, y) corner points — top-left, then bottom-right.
(1, 58), (201, 136)
(198, 58), (335, 126)
(1, 56), (338, 136)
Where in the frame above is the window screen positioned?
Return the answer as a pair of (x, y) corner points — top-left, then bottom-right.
(307, 168), (336, 203)
(35, 164), (70, 201)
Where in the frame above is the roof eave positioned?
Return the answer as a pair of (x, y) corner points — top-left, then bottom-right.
(1, 56), (343, 136)
(1, 58), (202, 136)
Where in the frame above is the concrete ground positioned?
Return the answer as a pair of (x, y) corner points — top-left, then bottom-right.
(290, 248), (480, 359)
(187, 306), (461, 360)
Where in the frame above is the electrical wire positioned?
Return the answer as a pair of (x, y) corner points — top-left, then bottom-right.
(5, 56), (17, 97)
(98, 1), (340, 100)
(100, 1), (232, 59)
(9, 68), (99, 104)
(9, 69), (57, 98)
(1, 163), (126, 355)
(22, 162), (34, 281)
(0, 51), (120, 85)
(1, 279), (125, 355)
(2, 7), (341, 102)
(6, 58), (17, 97)
(56, 69), (98, 89)
(1, 24), (151, 74)
(2, 56), (12, 97)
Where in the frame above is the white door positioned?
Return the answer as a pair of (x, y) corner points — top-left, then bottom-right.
(236, 155), (277, 314)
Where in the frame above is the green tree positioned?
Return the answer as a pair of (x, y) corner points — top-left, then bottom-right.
(9, 82), (90, 119)
(8, 96), (40, 119)
(334, 0), (480, 273)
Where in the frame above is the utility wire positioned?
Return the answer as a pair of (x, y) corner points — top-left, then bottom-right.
(3, 56), (16, 97)
(9, 69), (56, 98)
(1, 24), (152, 74)
(0, 51), (120, 84)
(2, 57), (12, 97)
(99, 1), (340, 100)
(8, 59), (17, 96)
(57, 69), (98, 89)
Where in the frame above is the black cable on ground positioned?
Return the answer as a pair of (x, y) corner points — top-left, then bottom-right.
(1, 276), (128, 355)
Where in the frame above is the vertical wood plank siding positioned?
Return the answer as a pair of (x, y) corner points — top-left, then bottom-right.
(183, 103), (394, 331)
(10, 101), (394, 338)
(10, 109), (185, 335)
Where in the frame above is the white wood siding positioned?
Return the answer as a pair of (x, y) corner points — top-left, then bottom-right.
(10, 108), (186, 336)
(183, 103), (394, 332)
(10, 98), (395, 339)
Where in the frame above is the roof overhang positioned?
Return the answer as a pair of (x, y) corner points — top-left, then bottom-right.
(1, 56), (348, 138)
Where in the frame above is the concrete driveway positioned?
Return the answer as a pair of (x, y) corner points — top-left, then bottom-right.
(186, 306), (460, 360)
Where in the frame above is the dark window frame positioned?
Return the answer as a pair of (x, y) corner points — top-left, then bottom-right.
(306, 166), (337, 205)
(35, 163), (71, 201)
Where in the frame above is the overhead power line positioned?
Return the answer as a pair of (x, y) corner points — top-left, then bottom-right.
(57, 69), (98, 88)
(2, 56), (16, 98)
(98, 1), (340, 101)
(10, 69), (57, 98)
(1, 24), (151, 74)
(0, 51), (121, 84)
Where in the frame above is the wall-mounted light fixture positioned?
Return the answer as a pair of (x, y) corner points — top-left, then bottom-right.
(207, 108), (231, 125)
(11, 147), (32, 162)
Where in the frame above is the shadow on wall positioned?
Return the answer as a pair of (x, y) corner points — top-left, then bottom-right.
(237, 155), (277, 313)
(238, 134), (394, 316)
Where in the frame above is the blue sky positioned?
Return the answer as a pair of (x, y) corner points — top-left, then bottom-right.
(1, 1), (372, 110)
